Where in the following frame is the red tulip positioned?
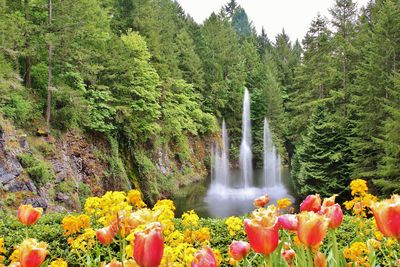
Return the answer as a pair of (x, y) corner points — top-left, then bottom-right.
(300, 194), (321, 212)
(134, 222), (163, 267)
(371, 194), (400, 240)
(18, 239), (48, 267)
(253, 194), (270, 208)
(297, 212), (329, 247)
(229, 240), (250, 261)
(18, 205), (42, 226)
(282, 248), (296, 266)
(320, 203), (343, 229)
(96, 226), (116, 246)
(314, 251), (327, 267)
(244, 206), (279, 255)
(278, 214), (298, 231)
(191, 246), (217, 267)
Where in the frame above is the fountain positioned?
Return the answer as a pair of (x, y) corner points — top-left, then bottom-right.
(263, 117), (282, 187)
(240, 88), (253, 188)
(212, 120), (230, 187)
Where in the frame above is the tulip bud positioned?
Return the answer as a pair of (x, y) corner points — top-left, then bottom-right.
(320, 203), (343, 229)
(18, 205), (42, 226)
(297, 212), (329, 247)
(278, 214), (298, 231)
(191, 246), (217, 267)
(370, 195), (400, 240)
(96, 226), (116, 246)
(282, 248), (296, 266)
(18, 239), (48, 267)
(229, 241), (250, 261)
(244, 206), (279, 255)
(314, 251), (327, 267)
(300, 195), (321, 212)
(134, 222), (163, 267)
(253, 194), (270, 208)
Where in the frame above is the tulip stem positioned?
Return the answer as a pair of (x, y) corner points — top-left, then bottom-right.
(306, 247), (313, 267)
(330, 230), (340, 267)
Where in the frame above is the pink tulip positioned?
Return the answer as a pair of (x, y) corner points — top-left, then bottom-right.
(96, 226), (116, 246)
(297, 211), (329, 247)
(229, 241), (250, 261)
(300, 194), (321, 212)
(282, 248), (296, 266)
(134, 222), (163, 267)
(18, 205), (42, 226)
(253, 194), (270, 208)
(371, 195), (400, 240)
(320, 203), (343, 229)
(18, 239), (48, 267)
(278, 214), (298, 231)
(191, 246), (217, 267)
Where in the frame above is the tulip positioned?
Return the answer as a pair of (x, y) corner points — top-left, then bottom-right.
(322, 195), (337, 207)
(101, 260), (139, 267)
(244, 206), (279, 255)
(18, 239), (48, 267)
(253, 194), (270, 208)
(191, 246), (217, 267)
(18, 205), (42, 226)
(282, 248), (296, 266)
(278, 214), (298, 231)
(300, 194), (321, 212)
(229, 240), (250, 261)
(297, 212), (329, 247)
(320, 203), (343, 229)
(314, 251), (327, 267)
(370, 194), (400, 240)
(96, 226), (116, 246)
(134, 222), (163, 267)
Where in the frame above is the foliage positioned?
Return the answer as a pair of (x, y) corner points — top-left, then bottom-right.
(17, 153), (54, 186)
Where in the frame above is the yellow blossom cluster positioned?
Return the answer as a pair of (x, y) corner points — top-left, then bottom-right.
(153, 199), (176, 236)
(344, 179), (377, 218)
(181, 210), (199, 228)
(277, 198), (292, 210)
(343, 242), (370, 266)
(85, 191), (133, 226)
(62, 214), (91, 236)
(49, 258), (68, 267)
(225, 216), (243, 237)
(127, 189), (147, 209)
(0, 238), (5, 264)
(67, 228), (96, 252)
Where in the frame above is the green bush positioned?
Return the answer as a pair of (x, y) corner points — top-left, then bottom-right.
(17, 153), (54, 186)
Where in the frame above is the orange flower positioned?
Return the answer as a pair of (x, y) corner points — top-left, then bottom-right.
(253, 194), (270, 208)
(300, 194), (321, 212)
(244, 206), (279, 255)
(229, 241), (250, 261)
(191, 246), (217, 267)
(297, 212), (329, 247)
(371, 195), (400, 240)
(314, 251), (327, 267)
(96, 226), (116, 246)
(278, 214), (298, 231)
(282, 248), (296, 266)
(18, 239), (48, 267)
(18, 205), (42, 226)
(320, 203), (343, 229)
(134, 222), (163, 267)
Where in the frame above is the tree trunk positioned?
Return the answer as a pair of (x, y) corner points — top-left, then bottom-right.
(24, 0), (32, 88)
(45, 0), (53, 131)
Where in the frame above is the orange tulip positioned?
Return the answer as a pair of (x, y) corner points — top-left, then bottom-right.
(320, 203), (343, 229)
(314, 251), (327, 267)
(244, 206), (279, 255)
(96, 226), (116, 246)
(371, 194), (400, 240)
(18, 239), (48, 267)
(229, 240), (250, 261)
(134, 222), (163, 267)
(18, 205), (42, 226)
(297, 212), (329, 247)
(300, 194), (321, 212)
(278, 214), (298, 231)
(253, 194), (270, 208)
(191, 246), (217, 267)
(282, 248), (296, 266)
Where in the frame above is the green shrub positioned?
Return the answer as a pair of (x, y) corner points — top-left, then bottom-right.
(17, 153), (54, 186)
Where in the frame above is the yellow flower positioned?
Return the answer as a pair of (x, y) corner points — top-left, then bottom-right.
(225, 216), (243, 237)
(62, 214), (91, 236)
(181, 210), (199, 228)
(350, 179), (368, 196)
(0, 238), (5, 256)
(343, 242), (369, 266)
(9, 248), (19, 263)
(367, 239), (381, 250)
(127, 189), (147, 209)
(386, 238), (396, 247)
(69, 228), (96, 252)
(194, 227), (211, 244)
(277, 198), (292, 210)
(49, 258), (68, 267)
(213, 249), (222, 266)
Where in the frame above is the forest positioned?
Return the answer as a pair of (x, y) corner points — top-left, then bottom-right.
(1, 0), (400, 266)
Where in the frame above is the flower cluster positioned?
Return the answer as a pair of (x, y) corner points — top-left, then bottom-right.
(343, 241), (369, 266)
(225, 216), (243, 237)
(0, 238), (5, 264)
(344, 179), (377, 218)
(277, 197), (292, 211)
(62, 214), (91, 236)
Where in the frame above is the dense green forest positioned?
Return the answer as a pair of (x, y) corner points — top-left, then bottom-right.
(0, 0), (399, 203)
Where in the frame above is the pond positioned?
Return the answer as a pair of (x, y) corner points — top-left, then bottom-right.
(173, 168), (295, 218)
